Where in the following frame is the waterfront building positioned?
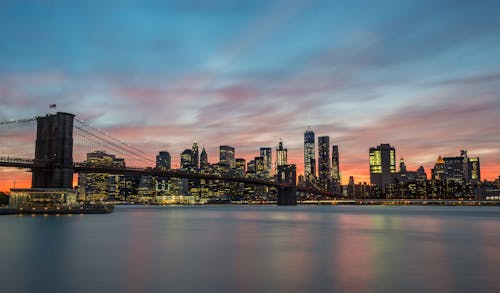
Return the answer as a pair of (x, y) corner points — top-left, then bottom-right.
(156, 151), (171, 170)
(260, 147), (272, 177)
(200, 147), (209, 169)
(318, 136), (331, 191)
(432, 150), (480, 184)
(78, 151), (126, 201)
(304, 129), (316, 182)
(276, 140), (287, 167)
(219, 145), (235, 168)
(369, 144), (396, 189)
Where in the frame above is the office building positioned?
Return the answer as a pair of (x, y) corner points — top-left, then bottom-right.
(331, 145), (340, 183)
(276, 140), (287, 167)
(260, 147), (272, 177)
(200, 147), (208, 169)
(180, 149), (193, 170)
(192, 140), (199, 169)
(369, 144), (396, 188)
(219, 145), (235, 168)
(318, 136), (331, 191)
(156, 151), (171, 170)
(304, 129), (316, 181)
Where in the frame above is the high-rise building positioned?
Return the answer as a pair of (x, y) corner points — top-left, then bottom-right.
(192, 140), (199, 169)
(235, 158), (246, 176)
(369, 144), (396, 188)
(156, 151), (171, 170)
(260, 147), (272, 177)
(180, 149), (193, 170)
(318, 136), (331, 191)
(432, 156), (446, 180)
(331, 145), (340, 183)
(276, 140), (287, 167)
(200, 147), (208, 169)
(79, 151), (126, 201)
(432, 150), (481, 184)
(444, 156), (464, 183)
(219, 145), (235, 168)
(468, 157), (481, 182)
(304, 129), (316, 181)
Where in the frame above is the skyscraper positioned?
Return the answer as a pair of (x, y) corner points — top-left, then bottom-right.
(432, 156), (446, 180)
(331, 145), (340, 183)
(180, 149), (193, 170)
(260, 147), (272, 177)
(192, 140), (199, 169)
(318, 136), (331, 191)
(369, 144), (396, 188)
(219, 145), (235, 168)
(432, 150), (481, 184)
(276, 140), (287, 167)
(156, 151), (171, 170)
(235, 158), (246, 176)
(468, 157), (481, 182)
(200, 147), (208, 169)
(304, 129), (316, 181)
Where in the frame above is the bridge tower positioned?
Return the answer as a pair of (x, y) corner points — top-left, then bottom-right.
(32, 112), (75, 189)
(277, 164), (297, 206)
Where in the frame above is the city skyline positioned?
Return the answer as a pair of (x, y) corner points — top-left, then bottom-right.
(1, 0), (499, 188)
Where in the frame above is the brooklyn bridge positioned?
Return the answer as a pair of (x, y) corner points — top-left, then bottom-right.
(0, 112), (337, 206)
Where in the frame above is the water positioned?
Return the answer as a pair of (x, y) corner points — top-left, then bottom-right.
(1, 205), (499, 293)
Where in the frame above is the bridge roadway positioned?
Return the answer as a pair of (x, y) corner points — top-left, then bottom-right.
(0, 157), (338, 196)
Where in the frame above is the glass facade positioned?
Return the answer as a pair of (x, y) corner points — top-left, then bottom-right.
(219, 145), (235, 167)
(304, 130), (315, 180)
(9, 188), (78, 209)
(369, 144), (396, 188)
(318, 136), (331, 191)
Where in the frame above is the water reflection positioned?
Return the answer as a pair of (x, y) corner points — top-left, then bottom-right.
(0, 206), (499, 293)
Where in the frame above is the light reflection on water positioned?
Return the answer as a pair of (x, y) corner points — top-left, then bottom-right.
(1, 206), (499, 293)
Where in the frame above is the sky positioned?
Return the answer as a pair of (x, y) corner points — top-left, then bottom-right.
(1, 0), (500, 189)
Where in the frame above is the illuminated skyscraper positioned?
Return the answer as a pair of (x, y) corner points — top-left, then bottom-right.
(219, 145), (235, 168)
(276, 140), (287, 167)
(192, 140), (199, 169)
(200, 147), (208, 169)
(432, 156), (446, 180)
(304, 129), (316, 181)
(260, 147), (272, 177)
(369, 144), (396, 188)
(318, 136), (331, 191)
(180, 149), (193, 170)
(156, 151), (171, 170)
(432, 150), (481, 184)
(468, 157), (481, 182)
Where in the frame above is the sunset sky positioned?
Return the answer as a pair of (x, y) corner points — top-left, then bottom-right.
(1, 0), (499, 190)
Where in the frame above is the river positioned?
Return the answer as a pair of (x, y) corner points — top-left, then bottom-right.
(1, 205), (499, 293)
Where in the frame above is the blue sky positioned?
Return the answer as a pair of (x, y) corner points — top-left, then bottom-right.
(1, 0), (499, 182)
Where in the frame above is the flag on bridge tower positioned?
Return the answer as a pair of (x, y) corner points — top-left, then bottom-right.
(49, 104), (57, 109)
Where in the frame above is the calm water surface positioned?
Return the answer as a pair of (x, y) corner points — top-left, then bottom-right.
(1, 205), (499, 293)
